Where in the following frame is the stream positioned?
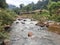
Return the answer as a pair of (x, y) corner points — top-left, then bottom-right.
(10, 18), (60, 45)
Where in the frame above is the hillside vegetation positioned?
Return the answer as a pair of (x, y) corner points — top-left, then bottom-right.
(0, 9), (17, 39)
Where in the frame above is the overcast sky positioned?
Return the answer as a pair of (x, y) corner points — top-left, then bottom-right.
(6, 0), (42, 7)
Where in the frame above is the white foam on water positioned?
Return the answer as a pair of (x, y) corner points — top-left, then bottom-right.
(10, 18), (60, 45)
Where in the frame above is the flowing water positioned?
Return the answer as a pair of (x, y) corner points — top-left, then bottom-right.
(10, 18), (60, 45)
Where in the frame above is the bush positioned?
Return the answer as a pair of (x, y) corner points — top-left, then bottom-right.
(32, 10), (49, 21)
(0, 8), (17, 39)
(0, 9), (17, 25)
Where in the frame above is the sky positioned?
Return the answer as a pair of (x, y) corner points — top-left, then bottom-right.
(6, 0), (42, 7)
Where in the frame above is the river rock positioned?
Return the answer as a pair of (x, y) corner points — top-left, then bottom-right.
(28, 32), (33, 37)
(1, 39), (10, 45)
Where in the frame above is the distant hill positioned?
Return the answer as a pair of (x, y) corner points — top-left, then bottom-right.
(8, 4), (17, 9)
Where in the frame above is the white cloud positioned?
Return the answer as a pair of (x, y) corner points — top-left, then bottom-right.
(6, 0), (42, 7)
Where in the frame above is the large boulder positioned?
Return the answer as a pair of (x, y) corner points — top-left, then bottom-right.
(28, 32), (33, 37)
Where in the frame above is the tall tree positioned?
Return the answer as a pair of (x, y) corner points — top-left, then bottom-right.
(36, 0), (42, 9)
(13, 7), (20, 15)
(0, 0), (8, 8)
(20, 4), (24, 9)
(30, 2), (35, 10)
(36, 0), (49, 9)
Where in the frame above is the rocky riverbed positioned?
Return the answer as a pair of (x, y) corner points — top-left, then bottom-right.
(10, 18), (60, 45)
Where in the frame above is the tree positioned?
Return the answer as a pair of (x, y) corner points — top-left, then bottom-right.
(13, 7), (20, 15)
(48, 1), (60, 16)
(42, 0), (49, 10)
(48, 2), (56, 16)
(22, 2), (35, 12)
(36, 0), (42, 9)
(25, 6), (30, 12)
(26, 2), (35, 11)
(36, 0), (49, 9)
(0, 0), (8, 8)
(30, 2), (35, 10)
(20, 4), (24, 9)
(52, 0), (60, 2)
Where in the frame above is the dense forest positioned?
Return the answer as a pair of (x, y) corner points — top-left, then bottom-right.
(13, 0), (60, 14)
(0, 0), (60, 41)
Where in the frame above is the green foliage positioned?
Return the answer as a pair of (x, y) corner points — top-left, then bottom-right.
(32, 10), (49, 21)
(56, 16), (60, 22)
(0, 32), (9, 39)
(51, 0), (60, 2)
(20, 0), (49, 11)
(0, 9), (17, 39)
(47, 1), (60, 22)
(48, 1), (60, 16)
(0, 0), (8, 9)
(20, 2), (35, 12)
(19, 0), (60, 22)
(0, 9), (17, 25)
(20, 4), (24, 9)
(19, 0), (60, 12)
(35, 0), (42, 9)
(48, 14), (60, 22)
(13, 7), (20, 15)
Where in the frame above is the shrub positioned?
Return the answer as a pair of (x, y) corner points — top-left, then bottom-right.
(0, 8), (17, 39)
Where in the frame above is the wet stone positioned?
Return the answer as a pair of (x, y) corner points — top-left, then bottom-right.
(28, 32), (33, 37)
